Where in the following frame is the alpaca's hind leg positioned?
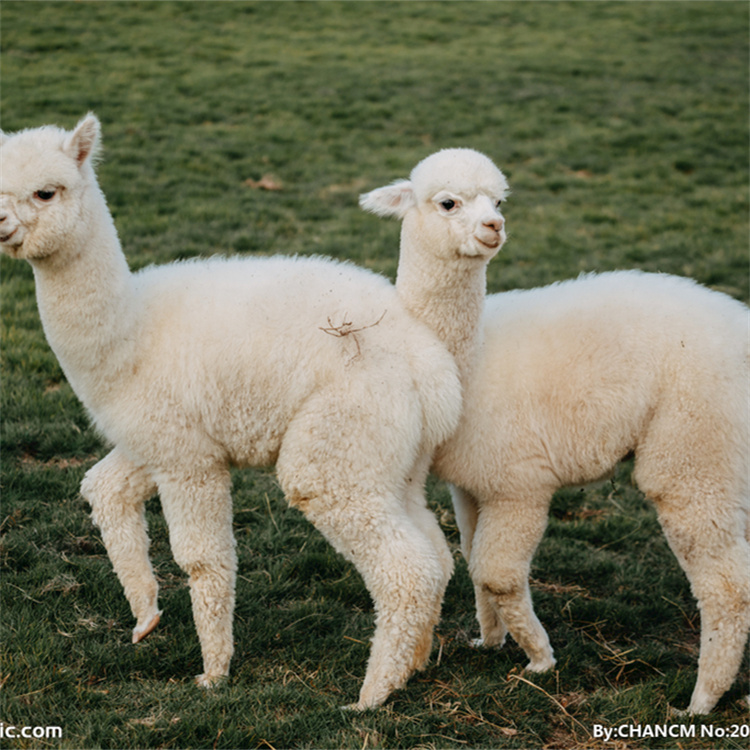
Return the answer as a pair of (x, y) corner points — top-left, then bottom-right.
(80, 447), (161, 642)
(404, 455), (454, 585)
(276, 375), (455, 708)
(293, 491), (450, 710)
(470, 581), (509, 650)
(656, 502), (750, 714)
(470, 494), (555, 672)
(156, 466), (237, 686)
(357, 514), (451, 710)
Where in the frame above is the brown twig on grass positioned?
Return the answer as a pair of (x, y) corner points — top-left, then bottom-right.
(506, 673), (589, 738)
(580, 621), (666, 682)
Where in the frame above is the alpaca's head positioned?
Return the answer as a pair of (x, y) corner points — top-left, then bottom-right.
(0, 114), (102, 261)
(359, 148), (509, 263)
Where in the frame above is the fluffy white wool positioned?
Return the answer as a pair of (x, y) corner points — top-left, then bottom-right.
(0, 115), (464, 709)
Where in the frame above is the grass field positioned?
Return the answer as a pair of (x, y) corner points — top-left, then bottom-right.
(1, 2), (748, 748)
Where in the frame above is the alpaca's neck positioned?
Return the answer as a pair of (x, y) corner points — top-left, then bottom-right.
(30, 185), (136, 401)
(396, 233), (486, 383)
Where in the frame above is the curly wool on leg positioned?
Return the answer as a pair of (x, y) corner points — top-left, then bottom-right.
(81, 447), (161, 642)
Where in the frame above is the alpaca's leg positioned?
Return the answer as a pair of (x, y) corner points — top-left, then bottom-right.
(156, 466), (237, 686)
(298, 493), (450, 710)
(404, 455), (454, 585)
(404, 498), (454, 593)
(80, 447), (161, 642)
(470, 581), (508, 650)
(469, 494), (555, 672)
(450, 485), (480, 562)
(655, 501), (750, 714)
(276, 378), (452, 708)
(449, 486), (507, 648)
(356, 516), (450, 710)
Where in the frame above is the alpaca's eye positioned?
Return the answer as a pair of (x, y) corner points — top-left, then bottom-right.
(440, 199), (456, 211)
(496, 199), (504, 209)
(34, 188), (57, 202)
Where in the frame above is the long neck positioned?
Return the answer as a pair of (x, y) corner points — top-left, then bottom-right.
(30, 183), (137, 404)
(395, 223), (487, 383)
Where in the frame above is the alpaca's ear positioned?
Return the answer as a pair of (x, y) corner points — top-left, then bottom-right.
(65, 113), (101, 167)
(359, 180), (415, 219)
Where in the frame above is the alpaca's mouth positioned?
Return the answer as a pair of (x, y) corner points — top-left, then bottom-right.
(461, 234), (503, 259)
(475, 233), (501, 250)
(0, 228), (18, 244)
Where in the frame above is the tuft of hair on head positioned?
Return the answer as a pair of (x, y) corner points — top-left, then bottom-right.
(408, 148), (509, 202)
(358, 179), (416, 219)
(359, 148), (509, 221)
(64, 113), (103, 167)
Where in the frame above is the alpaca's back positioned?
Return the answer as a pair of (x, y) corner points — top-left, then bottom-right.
(442, 271), (748, 496)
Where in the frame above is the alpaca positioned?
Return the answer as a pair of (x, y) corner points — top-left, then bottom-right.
(432, 270), (749, 714)
(0, 114), (466, 709)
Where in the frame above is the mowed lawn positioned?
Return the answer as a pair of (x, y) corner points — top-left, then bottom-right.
(1, 2), (748, 749)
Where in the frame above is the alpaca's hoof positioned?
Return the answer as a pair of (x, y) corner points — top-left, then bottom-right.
(343, 686), (390, 711)
(685, 683), (719, 714)
(525, 655), (555, 673)
(470, 634), (507, 649)
(195, 673), (227, 689)
(132, 611), (161, 643)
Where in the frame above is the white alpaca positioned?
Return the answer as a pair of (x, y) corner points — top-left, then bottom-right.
(0, 115), (467, 709)
(431, 271), (749, 714)
(361, 155), (749, 713)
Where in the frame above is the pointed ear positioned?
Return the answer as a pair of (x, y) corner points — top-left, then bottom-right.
(64, 113), (101, 167)
(359, 180), (416, 219)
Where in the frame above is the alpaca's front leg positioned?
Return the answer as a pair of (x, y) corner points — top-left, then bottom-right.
(156, 466), (237, 685)
(448, 486), (508, 647)
(469, 494), (555, 672)
(81, 447), (161, 642)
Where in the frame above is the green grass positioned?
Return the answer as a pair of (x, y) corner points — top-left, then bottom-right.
(1, 1), (748, 748)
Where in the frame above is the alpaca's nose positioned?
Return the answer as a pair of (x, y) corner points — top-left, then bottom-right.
(483, 215), (504, 232)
